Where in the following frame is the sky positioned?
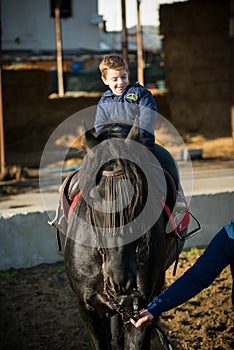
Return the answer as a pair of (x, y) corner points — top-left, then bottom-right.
(98, 0), (186, 31)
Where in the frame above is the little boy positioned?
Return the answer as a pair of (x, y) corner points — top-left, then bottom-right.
(94, 54), (157, 147)
(94, 54), (180, 188)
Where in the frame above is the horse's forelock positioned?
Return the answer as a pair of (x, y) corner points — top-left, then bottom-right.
(88, 158), (145, 237)
(81, 122), (146, 237)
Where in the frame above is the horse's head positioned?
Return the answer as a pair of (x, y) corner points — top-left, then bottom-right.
(77, 120), (154, 307)
(81, 117), (147, 216)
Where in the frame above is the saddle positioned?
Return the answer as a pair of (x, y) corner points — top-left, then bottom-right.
(48, 168), (82, 252)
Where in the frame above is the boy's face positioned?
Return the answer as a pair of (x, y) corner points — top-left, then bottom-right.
(102, 69), (129, 95)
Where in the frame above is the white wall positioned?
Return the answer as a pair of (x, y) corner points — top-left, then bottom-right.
(1, 192), (234, 270)
(2, 0), (101, 51)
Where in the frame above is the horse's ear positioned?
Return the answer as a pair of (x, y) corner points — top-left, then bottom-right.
(82, 120), (99, 150)
(125, 115), (140, 141)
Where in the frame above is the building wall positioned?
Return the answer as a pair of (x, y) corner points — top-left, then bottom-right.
(2, 69), (169, 167)
(160, 0), (231, 134)
(2, 0), (101, 51)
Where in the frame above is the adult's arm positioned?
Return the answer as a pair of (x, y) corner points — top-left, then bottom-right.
(147, 227), (231, 318)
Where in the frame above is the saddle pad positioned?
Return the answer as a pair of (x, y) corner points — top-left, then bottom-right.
(68, 191), (82, 221)
(60, 169), (80, 221)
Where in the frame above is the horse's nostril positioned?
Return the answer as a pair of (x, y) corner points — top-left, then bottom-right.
(125, 279), (132, 292)
(107, 276), (134, 295)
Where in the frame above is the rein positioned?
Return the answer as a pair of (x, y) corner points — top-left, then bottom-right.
(98, 245), (141, 323)
(106, 285), (141, 323)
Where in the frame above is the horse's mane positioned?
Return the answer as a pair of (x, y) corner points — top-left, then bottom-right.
(96, 120), (136, 142)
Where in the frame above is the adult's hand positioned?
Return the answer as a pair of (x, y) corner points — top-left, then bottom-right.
(130, 309), (154, 328)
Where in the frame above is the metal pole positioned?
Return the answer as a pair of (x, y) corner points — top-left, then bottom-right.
(55, 0), (64, 97)
(136, 0), (144, 85)
(0, 0), (5, 177)
(230, 0), (234, 143)
(121, 0), (128, 61)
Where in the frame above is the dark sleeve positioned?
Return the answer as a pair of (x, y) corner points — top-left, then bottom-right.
(137, 89), (158, 146)
(138, 89), (157, 112)
(147, 228), (231, 318)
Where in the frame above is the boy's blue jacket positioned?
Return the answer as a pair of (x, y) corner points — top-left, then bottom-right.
(147, 220), (234, 318)
(94, 83), (157, 146)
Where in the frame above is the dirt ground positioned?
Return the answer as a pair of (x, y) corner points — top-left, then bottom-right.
(0, 249), (233, 350)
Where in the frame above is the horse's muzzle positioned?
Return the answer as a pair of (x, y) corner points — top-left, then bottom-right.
(106, 275), (135, 297)
(104, 281), (141, 322)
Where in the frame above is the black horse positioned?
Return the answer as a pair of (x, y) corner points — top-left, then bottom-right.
(61, 119), (187, 349)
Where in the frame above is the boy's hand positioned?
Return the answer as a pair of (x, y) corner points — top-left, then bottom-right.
(130, 309), (154, 328)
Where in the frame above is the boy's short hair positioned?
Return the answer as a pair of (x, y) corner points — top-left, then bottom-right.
(99, 54), (128, 79)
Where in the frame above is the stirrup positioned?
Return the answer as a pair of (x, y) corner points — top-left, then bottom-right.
(176, 211), (201, 241)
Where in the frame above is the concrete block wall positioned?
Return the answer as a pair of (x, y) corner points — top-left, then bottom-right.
(0, 211), (63, 270)
(184, 191), (234, 248)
